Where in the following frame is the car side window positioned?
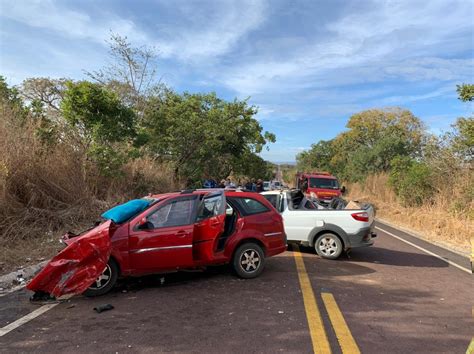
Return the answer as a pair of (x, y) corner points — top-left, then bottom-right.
(232, 197), (270, 216)
(147, 198), (194, 228)
(197, 194), (224, 220)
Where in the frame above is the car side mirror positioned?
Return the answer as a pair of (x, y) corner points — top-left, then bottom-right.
(137, 217), (153, 230)
(341, 186), (346, 194)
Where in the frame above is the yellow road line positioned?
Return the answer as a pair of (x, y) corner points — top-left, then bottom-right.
(321, 293), (360, 354)
(466, 337), (474, 354)
(292, 244), (331, 354)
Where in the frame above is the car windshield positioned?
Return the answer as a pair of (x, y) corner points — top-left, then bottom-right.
(309, 178), (339, 189)
(101, 198), (157, 223)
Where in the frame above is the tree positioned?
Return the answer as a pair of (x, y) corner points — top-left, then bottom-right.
(389, 156), (434, 206)
(142, 91), (275, 182)
(86, 33), (161, 111)
(296, 140), (333, 172)
(332, 108), (424, 181)
(21, 77), (67, 113)
(61, 81), (137, 174)
(0, 76), (27, 120)
(456, 84), (474, 102)
(296, 108), (425, 181)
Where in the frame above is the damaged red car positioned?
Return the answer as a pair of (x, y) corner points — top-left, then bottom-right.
(28, 189), (287, 297)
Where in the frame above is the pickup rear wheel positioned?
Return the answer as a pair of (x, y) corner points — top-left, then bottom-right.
(233, 243), (265, 279)
(315, 233), (343, 259)
(83, 258), (119, 297)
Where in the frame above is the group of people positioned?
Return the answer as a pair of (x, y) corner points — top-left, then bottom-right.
(202, 178), (265, 192)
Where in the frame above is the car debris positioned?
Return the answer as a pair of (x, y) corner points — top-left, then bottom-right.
(29, 290), (59, 305)
(94, 304), (114, 313)
(26, 220), (112, 298)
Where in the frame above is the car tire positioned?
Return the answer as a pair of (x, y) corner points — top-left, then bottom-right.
(314, 233), (343, 259)
(232, 243), (265, 279)
(83, 258), (119, 297)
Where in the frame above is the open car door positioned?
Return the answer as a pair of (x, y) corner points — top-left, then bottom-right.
(193, 191), (226, 262)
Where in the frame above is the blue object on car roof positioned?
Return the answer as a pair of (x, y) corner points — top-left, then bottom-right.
(101, 199), (151, 223)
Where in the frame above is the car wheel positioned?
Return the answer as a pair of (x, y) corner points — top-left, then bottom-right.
(232, 243), (265, 279)
(83, 259), (119, 297)
(315, 233), (343, 259)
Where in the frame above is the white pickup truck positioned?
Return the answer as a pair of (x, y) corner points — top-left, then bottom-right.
(261, 190), (376, 259)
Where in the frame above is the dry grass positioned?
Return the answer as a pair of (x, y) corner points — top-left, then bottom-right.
(0, 103), (176, 274)
(346, 173), (473, 253)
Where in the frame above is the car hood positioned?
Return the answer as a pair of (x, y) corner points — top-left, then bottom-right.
(27, 220), (112, 298)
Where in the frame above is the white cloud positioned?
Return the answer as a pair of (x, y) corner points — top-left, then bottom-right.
(155, 0), (267, 61)
(217, 0), (473, 96)
(1, 0), (147, 44)
(1, 0), (268, 63)
(378, 85), (456, 105)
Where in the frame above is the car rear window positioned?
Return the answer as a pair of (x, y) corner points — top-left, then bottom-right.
(230, 197), (270, 216)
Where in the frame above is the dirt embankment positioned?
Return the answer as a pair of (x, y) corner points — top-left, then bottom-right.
(346, 174), (473, 254)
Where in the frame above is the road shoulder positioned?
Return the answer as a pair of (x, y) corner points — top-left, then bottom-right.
(375, 220), (471, 272)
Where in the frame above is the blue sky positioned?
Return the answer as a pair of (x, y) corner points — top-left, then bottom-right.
(0, 0), (473, 162)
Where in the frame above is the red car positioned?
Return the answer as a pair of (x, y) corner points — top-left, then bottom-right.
(27, 189), (287, 297)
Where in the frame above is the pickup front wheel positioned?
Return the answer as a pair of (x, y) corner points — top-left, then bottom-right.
(315, 233), (343, 259)
(233, 243), (265, 278)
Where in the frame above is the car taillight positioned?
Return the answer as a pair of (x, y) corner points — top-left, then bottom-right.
(351, 212), (369, 222)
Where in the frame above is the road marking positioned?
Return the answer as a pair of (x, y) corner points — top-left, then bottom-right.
(0, 303), (58, 337)
(0, 285), (26, 297)
(466, 337), (474, 354)
(321, 293), (360, 354)
(375, 226), (471, 274)
(292, 244), (331, 354)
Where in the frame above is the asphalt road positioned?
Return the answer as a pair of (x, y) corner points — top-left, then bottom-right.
(0, 221), (472, 353)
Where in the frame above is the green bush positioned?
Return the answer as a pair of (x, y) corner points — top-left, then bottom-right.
(389, 156), (434, 206)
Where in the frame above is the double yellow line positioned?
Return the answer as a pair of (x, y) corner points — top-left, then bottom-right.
(293, 245), (360, 354)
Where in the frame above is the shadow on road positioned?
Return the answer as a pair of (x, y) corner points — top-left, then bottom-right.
(288, 242), (448, 269)
(347, 246), (448, 268)
(113, 265), (232, 294)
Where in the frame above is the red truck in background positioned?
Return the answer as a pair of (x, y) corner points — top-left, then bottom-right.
(295, 172), (345, 203)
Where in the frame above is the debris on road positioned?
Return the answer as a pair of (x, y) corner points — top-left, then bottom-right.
(94, 304), (114, 313)
(29, 290), (59, 305)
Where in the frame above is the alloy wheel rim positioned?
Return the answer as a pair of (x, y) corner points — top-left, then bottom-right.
(319, 237), (338, 256)
(240, 249), (260, 273)
(90, 264), (111, 289)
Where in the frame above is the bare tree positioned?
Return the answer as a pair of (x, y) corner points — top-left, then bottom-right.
(85, 33), (163, 112)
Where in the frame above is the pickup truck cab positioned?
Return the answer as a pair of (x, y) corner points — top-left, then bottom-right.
(261, 190), (375, 259)
(28, 189), (286, 297)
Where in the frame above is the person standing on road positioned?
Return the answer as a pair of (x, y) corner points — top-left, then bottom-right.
(244, 179), (253, 191)
(256, 179), (264, 192)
